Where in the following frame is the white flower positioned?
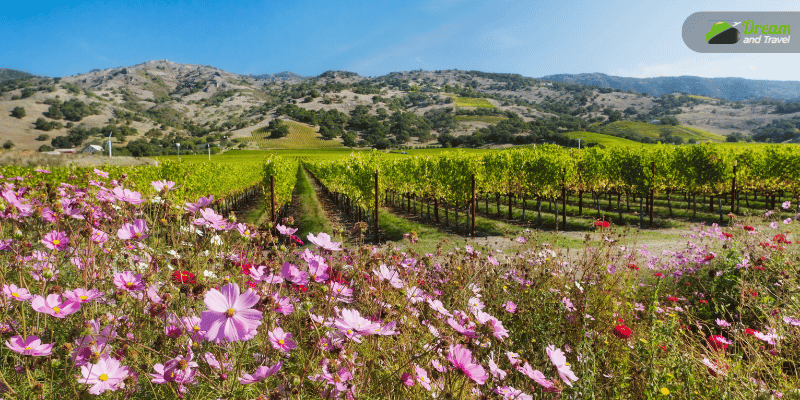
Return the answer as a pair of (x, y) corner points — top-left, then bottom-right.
(203, 270), (217, 278)
(150, 196), (164, 204)
(166, 250), (180, 259)
(211, 235), (223, 246)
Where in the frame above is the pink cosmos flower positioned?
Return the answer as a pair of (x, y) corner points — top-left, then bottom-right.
(239, 361), (283, 384)
(716, 318), (731, 327)
(192, 208), (230, 230)
(5, 335), (53, 356)
(64, 288), (104, 304)
(415, 365), (432, 390)
(3, 283), (32, 301)
(93, 168), (109, 178)
(427, 298), (453, 317)
(117, 219), (149, 241)
(80, 358), (131, 395)
(561, 297), (576, 312)
(110, 187), (143, 205)
(31, 294), (80, 318)
(373, 264), (404, 288)
(504, 301), (517, 313)
(269, 292), (294, 315)
(783, 316), (800, 326)
(113, 271), (144, 291)
(489, 358), (506, 380)
(280, 262), (308, 286)
(276, 224), (298, 236)
(309, 365), (352, 397)
(307, 255), (330, 283)
(447, 344), (488, 385)
(329, 282), (354, 303)
(268, 327), (297, 353)
(334, 308), (381, 342)
(42, 230), (69, 251)
(91, 229), (109, 245)
(200, 282), (263, 343)
(184, 195), (214, 213)
(475, 311), (509, 340)
(517, 362), (554, 390)
(448, 317), (477, 338)
(236, 223), (257, 238)
(547, 345), (578, 387)
(783, 201), (792, 210)
(401, 372), (415, 386)
(151, 180), (177, 192)
(180, 316), (205, 342)
(702, 358), (727, 377)
(307, 232), (342, 251)
(150, 353), (198, 387)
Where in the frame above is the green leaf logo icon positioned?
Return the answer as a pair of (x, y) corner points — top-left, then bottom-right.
(706, 21), (740, 44)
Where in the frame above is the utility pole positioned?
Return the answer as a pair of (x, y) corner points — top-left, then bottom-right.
(177, 142), (181, 161)
(107, 131), (113, 157)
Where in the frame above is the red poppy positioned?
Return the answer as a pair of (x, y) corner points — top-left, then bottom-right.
(747, 289), (757, 297)
(654, 272), (663, 278)
(699, 300), (708, 304)
(707, 335), (729, 351)
(668, 296), (679, 302)
(723, 233), (734, 238)
(744, 226), (755, 231)
(753, 266), (765, 271)
(627, 263), (639, 271)
(613, 325), (632, 339)
(660, 344), (668, 352)
(704, 254), (715, 261)
(745, 328), (760, 335)
(171, 270), (196, 285)
(594, 221), (610, 228)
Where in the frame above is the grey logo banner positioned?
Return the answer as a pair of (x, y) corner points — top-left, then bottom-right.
(683, 12), (799, 53)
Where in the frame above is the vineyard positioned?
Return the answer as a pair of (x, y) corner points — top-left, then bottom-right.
(597, 121), (725, 142)
(304, 144), (800, 236)
(453, 96), (495, 108)
(248, 120), (343, 150)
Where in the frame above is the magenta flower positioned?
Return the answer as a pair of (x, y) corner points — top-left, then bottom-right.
(5, 335), (53, 356)
(31, 294), (80, 318)
(280, 262), (308, 286)
(93, 168), (109, 178)
(401, 372), (415, 386)
(239, 361), (283, 384)
(504, 301), (517, 313)
(200, 282), (262, 343)
(268, 327), (297, 353)
(307, 232), (342, 251)
(64, 288), (104, 304)
(113, 271), (144, 291)
(783, 316), (800, 326)
(117, 219), (149, 240)
(547, 345), (578, 387)
(334, 308), (380, 342)
(489, 358), (507, 380)
(309, 365), (352, 397)
(91, 229), (109, 245)
(269, 293), (294, 315)
(42, 230), (69, 251)
(192, 208), (230, 230)
(184, 195), (214, 213)
(447, 344), (489, 385)
(329, 282), (354, 303)
(110, 187), (143, 205)
(3, 283), (32, 301)
(236, 223), (257, 238)
(79, 358), (131, 395)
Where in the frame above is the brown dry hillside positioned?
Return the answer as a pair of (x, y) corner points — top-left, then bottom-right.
(1, 62), (798, 154)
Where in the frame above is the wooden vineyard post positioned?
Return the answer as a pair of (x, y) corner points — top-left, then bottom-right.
(270, 175), (276, 223)
(578, 189), (583, 216)
(375, 170), (380, 244)
(471, 174), (476, 237)
(649, 162), (655, 228)
(731, 161), (737, 214)
(561, 168), (567, 231)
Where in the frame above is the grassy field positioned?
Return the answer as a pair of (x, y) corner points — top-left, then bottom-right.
(455, 115), (508, 123)
(249, 120), (344, 150)
(562, 131), (648, 148)
(597, 121), (725, 142)
(688, 94), (716, 101)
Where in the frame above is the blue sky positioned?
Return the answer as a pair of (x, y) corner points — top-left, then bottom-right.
(2, 0), (798, 80)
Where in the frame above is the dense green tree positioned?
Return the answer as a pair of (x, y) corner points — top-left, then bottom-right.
(10, 106), (25, 118)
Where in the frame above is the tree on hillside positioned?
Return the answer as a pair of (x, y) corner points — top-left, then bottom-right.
(10, 106), (25, 118)
(268, 119), (290, 139)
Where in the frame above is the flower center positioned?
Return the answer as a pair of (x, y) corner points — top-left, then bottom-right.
(135, 232), (141, 238)
(225, 308), (236, 317)
(278, 339), (284, 345)
(193, 325), (201, 332)
(52, 306), (61, 314)
(98, 374), (109, 382)
(52, 239), (60, 245)
(346, 329), (353, 335)
(24, 346), (33, 351)
(11, 292), (20, 298)
(125, 282), (134, 288)
(79, 295), (88, 300)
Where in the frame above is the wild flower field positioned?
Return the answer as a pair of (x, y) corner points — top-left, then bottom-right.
(0, 168), (799, 399)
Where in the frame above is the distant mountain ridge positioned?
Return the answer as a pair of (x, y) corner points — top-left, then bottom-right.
(249, 71), (308, 81)
(540, 73), (800, 102)
(0, 68), (38, 81)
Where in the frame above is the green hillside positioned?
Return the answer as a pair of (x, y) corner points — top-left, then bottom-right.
(563, 131), (647, 148)
(596, 121), (724, 143)
(248, 120), (343, 149)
